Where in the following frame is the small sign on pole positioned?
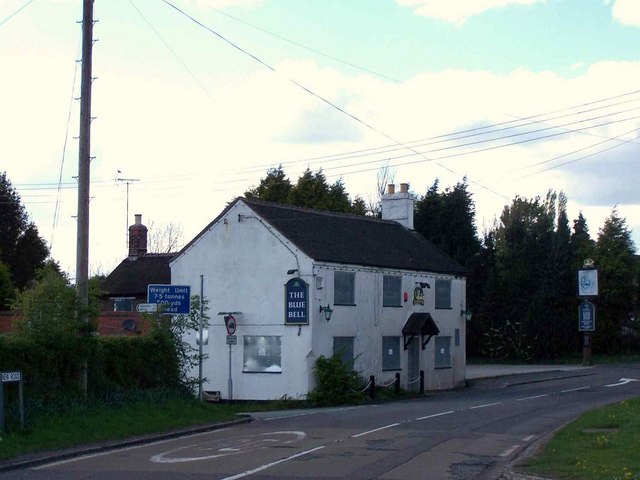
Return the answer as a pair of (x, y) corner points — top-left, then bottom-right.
(1, 370), (24, 433)
(579, 300), (596, 332)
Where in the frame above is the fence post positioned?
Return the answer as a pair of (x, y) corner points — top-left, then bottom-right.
(419, 370), (425, 394)
(369, 375), (376, 400)
(394, 373), (400, 393)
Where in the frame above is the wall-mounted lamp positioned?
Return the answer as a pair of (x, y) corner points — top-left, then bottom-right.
(462, 309), (472, 322)
(319, 304), (333, 322)
(415, 282), (431, 289)
(287, 269), (298, 275)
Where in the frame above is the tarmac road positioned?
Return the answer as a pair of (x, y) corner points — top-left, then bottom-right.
(2, 363), (639, 480)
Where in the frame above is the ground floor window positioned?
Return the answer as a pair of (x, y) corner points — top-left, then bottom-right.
(243, 336), (282, 373)
(333, 336), (355, 368)
(435, 336), (451, 369)
(382, 336), (401, 370)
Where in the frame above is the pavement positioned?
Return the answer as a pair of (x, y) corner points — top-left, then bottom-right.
(0, 364), (591, 477)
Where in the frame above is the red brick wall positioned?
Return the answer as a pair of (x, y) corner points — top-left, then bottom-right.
(0, 310), (151, 336)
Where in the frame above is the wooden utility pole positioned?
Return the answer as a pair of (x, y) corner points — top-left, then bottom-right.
(76, 0), (94, 393)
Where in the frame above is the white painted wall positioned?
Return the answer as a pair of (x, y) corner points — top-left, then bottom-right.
(171, 199), (467, 400)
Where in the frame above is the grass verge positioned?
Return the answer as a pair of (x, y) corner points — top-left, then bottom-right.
(520, 397), (640, 480)
(0, 394), (248, 461)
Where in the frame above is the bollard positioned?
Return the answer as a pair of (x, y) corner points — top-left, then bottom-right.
(395, 373), (400, 393)
(419, 370), (425, 394)
(369, 375), (376, 400)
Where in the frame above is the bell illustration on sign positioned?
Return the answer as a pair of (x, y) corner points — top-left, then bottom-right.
(413, 286), (424, 305)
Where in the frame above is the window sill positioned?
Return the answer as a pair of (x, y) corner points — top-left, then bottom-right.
(333, 303), (356, 307)
(383, 305), (403, 308)
(382, 368), (402, 372)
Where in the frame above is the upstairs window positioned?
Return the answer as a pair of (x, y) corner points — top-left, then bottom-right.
(112, 297), (134, 312)
(383, 275), (402, 307)
(334, 271), (355, 305)
(435, 279), (452, 309)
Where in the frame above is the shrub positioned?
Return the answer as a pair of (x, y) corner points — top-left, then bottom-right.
(307, 354), (365, 406)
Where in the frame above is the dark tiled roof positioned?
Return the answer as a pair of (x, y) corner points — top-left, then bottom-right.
(243, 199), (467, 275)
(102, 254), (173, 296)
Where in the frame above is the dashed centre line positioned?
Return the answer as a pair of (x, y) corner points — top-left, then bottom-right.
(416, 410), (455, 421)
(352, 423), (401, 438)
(470, 402), (503, 409)
(517, 394), (549, 401)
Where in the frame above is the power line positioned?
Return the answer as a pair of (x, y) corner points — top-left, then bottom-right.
(0, 0), (36, 28)
(128, 0), (212, 97)
(161, 0), (507, 199)
(210, 7), (402, 83)
(52, 40), (81, 250)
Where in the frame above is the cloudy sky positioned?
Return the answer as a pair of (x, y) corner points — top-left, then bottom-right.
(1, 0), (639, 278)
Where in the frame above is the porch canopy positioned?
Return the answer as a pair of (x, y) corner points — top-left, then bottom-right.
(402, 312), (439, 349)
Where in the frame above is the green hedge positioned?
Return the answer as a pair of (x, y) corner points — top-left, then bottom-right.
(0, 330), (181, 398)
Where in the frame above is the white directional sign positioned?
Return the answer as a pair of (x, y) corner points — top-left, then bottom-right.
(136, 303), (158, 313)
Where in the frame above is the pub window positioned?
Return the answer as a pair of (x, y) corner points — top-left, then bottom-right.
(382, 336), (401, 370)
(383, 275), (402, 307)
(333, 336), (355, 368)
(243, 336), (282, 373)
(334, 271), (355, 305)
(435, 279), (452, 309)
(435, 336), (452, 369)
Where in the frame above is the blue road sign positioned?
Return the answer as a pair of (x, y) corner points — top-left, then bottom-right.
(579, 300), (596, 332)
(147, 284), (191, 314)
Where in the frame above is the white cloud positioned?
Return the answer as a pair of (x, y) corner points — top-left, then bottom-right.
(610, 0), (640, 26)
(3, 28), (640, 276)
(395, 0), (545, 24)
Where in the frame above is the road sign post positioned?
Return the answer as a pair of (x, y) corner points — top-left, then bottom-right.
(578, 259), (598, 366)
(1, 371), (24, 433)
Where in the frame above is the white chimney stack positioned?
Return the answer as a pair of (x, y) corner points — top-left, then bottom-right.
(381, 183), (414, 230)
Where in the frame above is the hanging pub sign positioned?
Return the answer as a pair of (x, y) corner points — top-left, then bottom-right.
(578, 268), (598, 297)
(284, 278), (309, 325)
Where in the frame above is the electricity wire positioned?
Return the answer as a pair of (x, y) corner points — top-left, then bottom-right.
(161, 0), (507, 199)
(51, 40), (81, 250)
(0, 0), (36, 28)
(128, 0), (212, 97)
(210, 7), (402, 83)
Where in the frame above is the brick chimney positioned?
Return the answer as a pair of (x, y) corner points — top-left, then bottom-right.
(128, 214), (148, 257)
(381, 183), (414, 229)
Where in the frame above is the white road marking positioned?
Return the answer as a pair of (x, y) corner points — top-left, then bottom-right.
(470, 402), (502, 409)
(560, 386), (591, 393)
(605, 378), (639, 387)
(32, 428), (231, 469)
(499, 445), (519, 457)
(522, 435), (536, 442)
(416, 410), (455, 421)
(151, 431), (306, 463)
(220, 446), (326, 480)
(517, 394), (549, 401)
(351, 423), (401, 438)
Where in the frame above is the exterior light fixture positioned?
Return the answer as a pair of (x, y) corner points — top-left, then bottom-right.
(287, 269), (298, 275)
(462, 309), (472, 322)
(415, 281), (431, 289)
(319, 304), (333, 322)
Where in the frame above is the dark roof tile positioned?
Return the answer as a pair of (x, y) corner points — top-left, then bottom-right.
(102, 254), (173, 296)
